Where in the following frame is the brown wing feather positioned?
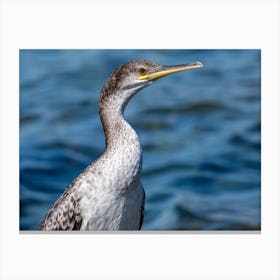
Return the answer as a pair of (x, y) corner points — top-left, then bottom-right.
(40, 180), (82, 231)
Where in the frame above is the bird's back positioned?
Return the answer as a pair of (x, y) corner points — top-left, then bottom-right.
(39, 177), (83, 230)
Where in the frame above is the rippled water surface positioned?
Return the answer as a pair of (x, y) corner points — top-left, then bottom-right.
(20, 50), (261, 230)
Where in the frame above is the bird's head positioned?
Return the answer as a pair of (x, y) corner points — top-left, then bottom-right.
(99, 59), (203, 112)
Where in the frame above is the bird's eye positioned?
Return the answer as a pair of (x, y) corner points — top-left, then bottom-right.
(138, 67), (147, 75)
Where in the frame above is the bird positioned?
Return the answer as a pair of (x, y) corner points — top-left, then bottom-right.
(39, 59), (203, 231)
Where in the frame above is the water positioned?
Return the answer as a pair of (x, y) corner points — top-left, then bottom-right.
(20, 50), (261, 230)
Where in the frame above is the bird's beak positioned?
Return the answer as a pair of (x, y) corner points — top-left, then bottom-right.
(138, 61), (203, 81)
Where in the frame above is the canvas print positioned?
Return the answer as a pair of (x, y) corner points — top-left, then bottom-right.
(20, 50), (261, 231)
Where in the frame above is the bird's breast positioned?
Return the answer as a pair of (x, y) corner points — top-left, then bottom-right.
(108, 133), (142, 194)
(77, 121), (143, 230)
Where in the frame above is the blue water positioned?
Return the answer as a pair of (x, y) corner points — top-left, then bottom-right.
(20, 50), (261, 230)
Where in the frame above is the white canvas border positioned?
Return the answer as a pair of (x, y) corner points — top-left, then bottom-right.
(0, 1), (279, 280)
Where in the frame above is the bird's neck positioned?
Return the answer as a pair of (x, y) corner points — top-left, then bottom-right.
(99, 98), (139, 151)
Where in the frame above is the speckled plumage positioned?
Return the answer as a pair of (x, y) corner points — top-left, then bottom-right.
(40, 60), (159, 231)
(39, 59), (202, 231)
